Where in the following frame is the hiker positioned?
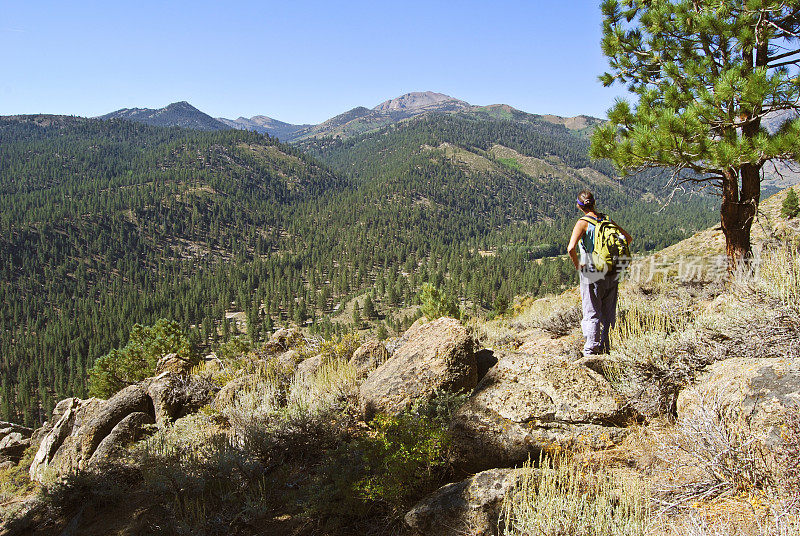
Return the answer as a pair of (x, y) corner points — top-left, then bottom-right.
(566, 190), (632, 356)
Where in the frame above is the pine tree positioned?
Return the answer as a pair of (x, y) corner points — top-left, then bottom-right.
(591, 1), (800, 267)
(376, 321), (388, 341)
(782, 188), (800, 219)
(363, 294), (376, 320)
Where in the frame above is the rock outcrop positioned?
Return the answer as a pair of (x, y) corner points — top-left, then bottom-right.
(359, 317), (477, 418)
(350, 340), (389, 378)
(678, 357), (800, 445)
(214, 374), (259, 409)
(155, 353), (193, 375)
(29, 374), (216, 482)
(296, 354), (324, 377)
(143, 372), (218, 426)
(452, 351), (634, 472)
(263, 327), (304, 354)
(0, 421), (34, 463)
(88, 412), (155, 465)
(405, 468), (519, 536)
(29, 397), (103, 482)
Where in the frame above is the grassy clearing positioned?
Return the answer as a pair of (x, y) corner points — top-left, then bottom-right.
(496, 157), (522, 171)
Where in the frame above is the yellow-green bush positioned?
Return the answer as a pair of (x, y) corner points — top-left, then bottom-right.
(306, 394), (463, 525)
(354, 412), (451, 508)
(419, 283), (461, 320)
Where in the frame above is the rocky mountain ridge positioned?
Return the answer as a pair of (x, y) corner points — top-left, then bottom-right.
(100, 92), (603, 142)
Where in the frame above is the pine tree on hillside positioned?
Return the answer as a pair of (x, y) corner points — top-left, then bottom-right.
(782, 188), (799, 219)
(363, 294), (376, 319)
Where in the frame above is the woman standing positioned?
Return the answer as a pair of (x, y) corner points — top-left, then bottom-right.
(566, 190), (632, 356)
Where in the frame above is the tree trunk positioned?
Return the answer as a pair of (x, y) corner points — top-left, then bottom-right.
(720, 164), (760, 270)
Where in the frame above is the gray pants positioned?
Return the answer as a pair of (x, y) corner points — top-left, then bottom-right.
(579, 273), (619, 355)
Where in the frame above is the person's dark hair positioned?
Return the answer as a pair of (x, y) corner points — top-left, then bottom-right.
(577, 190), (595, 210)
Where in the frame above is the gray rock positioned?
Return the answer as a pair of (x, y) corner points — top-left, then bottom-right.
(296, 354), (324, 377)
(88, 411), (155, 466)
(0, 432), (31, 462)
(0, 421), (34, 439)
(143, 372), (217, 426)
(155, 353), (193, 375)
(29, 373), (215, 482)
(359, 317), (477, 418)
(214, 374), (259, 409)
(452, 351), (633, 472)
(263, 327), (304, 354)
(79, 385), (152, 458)
(277, 349), (302, 367)
(405, 468), (519, 536)
(350, 340), (389, 378)
(0, 421), (33, 463)
(677, 357), (800, 445)
(29, 397), (103, 482)
(384, 318), (427, 356)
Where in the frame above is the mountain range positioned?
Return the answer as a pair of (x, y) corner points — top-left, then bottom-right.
(97, 91), (798, 188)
(101, 91), (604, 143)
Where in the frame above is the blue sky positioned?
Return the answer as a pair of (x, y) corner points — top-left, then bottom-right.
(0, 1), (629, 124)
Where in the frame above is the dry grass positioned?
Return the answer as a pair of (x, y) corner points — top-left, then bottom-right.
(474, 290), (581, 349)
(221, 360), (358, 464)
(758, 243), (800, 312)
(501, 454), (650, 536)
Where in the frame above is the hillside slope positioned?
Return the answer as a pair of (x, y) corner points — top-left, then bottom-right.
(3, 202), (799, 535)
(0, 110), (719, 427)
(0, 115), (345, 424)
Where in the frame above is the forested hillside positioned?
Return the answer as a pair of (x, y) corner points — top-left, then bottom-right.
(0, 112), (718, 426)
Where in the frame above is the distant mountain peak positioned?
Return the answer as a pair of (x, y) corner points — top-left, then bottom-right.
(99, 102), (229, 131)
(165, 101), (195, 110)
(373, 91), (469, 112)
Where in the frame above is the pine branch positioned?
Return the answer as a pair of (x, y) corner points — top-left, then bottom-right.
(766, 48), (800, 63)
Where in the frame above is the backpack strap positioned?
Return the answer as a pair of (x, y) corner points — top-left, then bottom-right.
(579, 214), (603, 225)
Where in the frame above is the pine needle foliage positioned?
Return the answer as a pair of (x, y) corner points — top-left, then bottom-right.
(591, 0), (800, 265)
(88, 318), (194, 398)
(419, 283), (461, 320)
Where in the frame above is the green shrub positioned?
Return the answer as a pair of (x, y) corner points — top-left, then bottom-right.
(306, 394), (461, 524)
(88, 318), (194, 398)
(214, 336), (253, 361)
(354, 411), (451, 508)
(419, 283), (461, 320)
(0, 446), (38, 507)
